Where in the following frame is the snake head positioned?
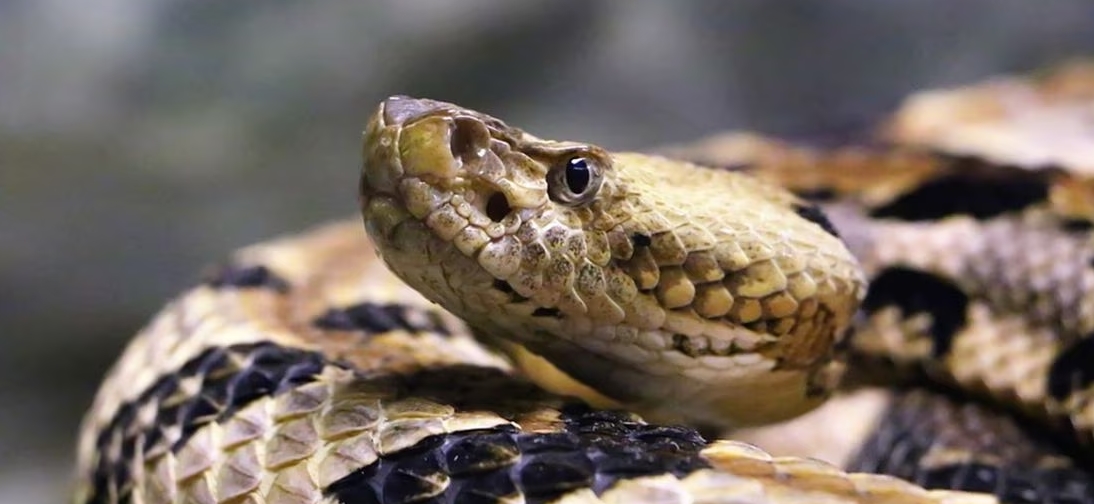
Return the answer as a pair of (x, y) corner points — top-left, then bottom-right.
(362, 96), (610, 243)
(361, 96), (866, 429)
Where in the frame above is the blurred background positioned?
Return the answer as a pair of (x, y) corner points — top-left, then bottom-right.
(3, 1), (1094, 502)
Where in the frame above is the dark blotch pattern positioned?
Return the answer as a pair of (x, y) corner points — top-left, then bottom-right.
(869, 156), (1055, 221)
(314, 302), (452, 335)
(86, 342), (335, 504)
(849, 390), (1093, 503)
(325, 405), (710, 504)
(205, 264), (290, 292)
(1048, 334), (1094, 403)
(862, 267), (969, 358)
(792, 202), (841, 238)
(631, 233), (651, 247)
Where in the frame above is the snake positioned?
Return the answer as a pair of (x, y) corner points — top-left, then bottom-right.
(74, 62), (1094, 503)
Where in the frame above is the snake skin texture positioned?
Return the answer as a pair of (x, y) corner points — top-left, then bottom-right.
(75, 222), (982, 504)
(75, 62), (1094, 503)
(849, 390), (1091, 502)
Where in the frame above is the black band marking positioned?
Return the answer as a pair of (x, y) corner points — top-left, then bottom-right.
(1047, 335), (1094, 403)
(86, 342), (336, 504)
(314, 302), (452, 335)
(205, 264), (290, 292)
(869, 156), (1056, 222)
(325, 405), (710, 504)
(861, 267), (969, 358)
(793, 202), (841, 238)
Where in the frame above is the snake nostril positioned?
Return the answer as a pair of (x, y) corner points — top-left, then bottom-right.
(382, 95), (435, 125)
(485, 192), (511, 222)
(450, 118), (487, 164)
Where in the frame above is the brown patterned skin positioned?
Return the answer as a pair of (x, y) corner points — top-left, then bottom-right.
(75, 222), (985, 504)
(75, 62), (1094, 504)
(660, 61), (1094, 500)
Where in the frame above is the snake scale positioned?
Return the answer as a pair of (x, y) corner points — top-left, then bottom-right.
(75, 62), (1094, 503)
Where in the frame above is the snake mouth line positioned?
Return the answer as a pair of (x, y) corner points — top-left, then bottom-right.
(484, 256), (782, 364)
(669, 332), (761, 358)
(489, 276), (764, 360)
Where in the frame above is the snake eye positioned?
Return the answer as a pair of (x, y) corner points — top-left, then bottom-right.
(565, 157), (591, 193)
(548, 155), (603, 206)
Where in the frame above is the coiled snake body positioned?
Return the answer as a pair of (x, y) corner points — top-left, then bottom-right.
(76, 64), (1094, 503)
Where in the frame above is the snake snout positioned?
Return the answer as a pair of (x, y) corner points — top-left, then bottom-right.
(381, 95), (444, 126)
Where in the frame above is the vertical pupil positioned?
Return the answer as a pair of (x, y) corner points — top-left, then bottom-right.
(565, 158), (591, 194)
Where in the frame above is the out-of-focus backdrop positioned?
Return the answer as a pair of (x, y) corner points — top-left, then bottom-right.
(4, 2), (1094, 502)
